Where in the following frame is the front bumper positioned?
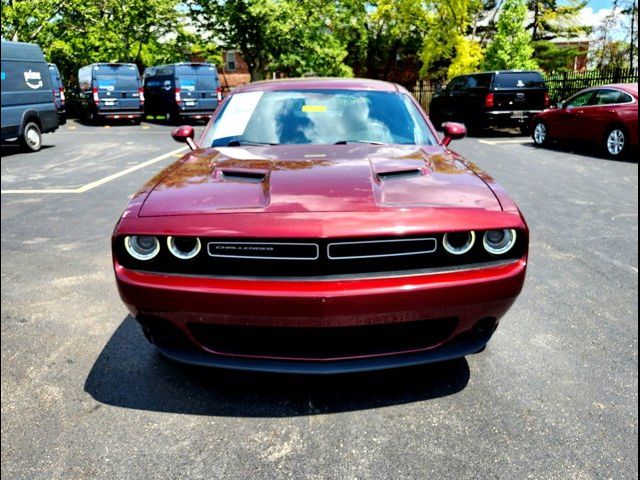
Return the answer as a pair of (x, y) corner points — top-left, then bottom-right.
(115, 257), (527, 372)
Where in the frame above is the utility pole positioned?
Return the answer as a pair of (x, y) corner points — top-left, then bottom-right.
(631, 1), (638, 69)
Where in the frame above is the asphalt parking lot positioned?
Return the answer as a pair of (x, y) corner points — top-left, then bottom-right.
(1, 119), (637, 479)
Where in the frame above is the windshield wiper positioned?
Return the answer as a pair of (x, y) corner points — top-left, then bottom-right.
(333, 140), (387, 145)
(227, 140), (279, 146)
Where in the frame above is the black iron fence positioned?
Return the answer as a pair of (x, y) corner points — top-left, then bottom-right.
(408, 68), (639, 111)
(544, 68), (638, 102)
(409, 80), (440, 112)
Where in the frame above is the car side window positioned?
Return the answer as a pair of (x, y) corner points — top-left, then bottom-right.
(566, 91), (594, 108)
(590, 89), (625, 105)
(446, 77), (465, 94)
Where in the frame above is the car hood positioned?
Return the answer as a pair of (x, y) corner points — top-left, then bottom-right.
(138, 144), (501, 216)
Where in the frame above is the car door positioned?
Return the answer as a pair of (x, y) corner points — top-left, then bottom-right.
(579, 88), (628, 141)
(553, 89), (595, 139)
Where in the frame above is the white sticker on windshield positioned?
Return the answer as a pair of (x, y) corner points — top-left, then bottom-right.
(211, 91), (264, 141)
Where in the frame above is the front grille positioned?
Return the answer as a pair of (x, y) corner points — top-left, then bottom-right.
(328, 238), (437, 260)
(188, 317), (458, 359)
(114, 231), (526, 278)
(208, 241), (319, 260)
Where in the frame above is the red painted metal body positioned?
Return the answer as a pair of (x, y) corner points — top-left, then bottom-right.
(535, 83), (638, 148)
(112, 78), (529, 372)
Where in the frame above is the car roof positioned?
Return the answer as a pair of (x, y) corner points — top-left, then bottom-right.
(236, 77), (400, 93)
(581, 83), (638, 96)
(457, 70), (542, 76)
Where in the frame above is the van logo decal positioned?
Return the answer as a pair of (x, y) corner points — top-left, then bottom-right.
(23, 70), (43, 89)
(163, 80), (171, 90)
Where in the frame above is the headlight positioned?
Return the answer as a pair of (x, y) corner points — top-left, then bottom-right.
(483, 229), (517, 255)
(443, 231), (475, 255)
(167, 236), (201, 260)
(124, 235), (160, 260)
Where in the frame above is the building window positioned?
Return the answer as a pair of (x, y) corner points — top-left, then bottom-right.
(226, 51), (236, 72)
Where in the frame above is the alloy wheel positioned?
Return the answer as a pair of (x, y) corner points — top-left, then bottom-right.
(606, 129), (625, 156)
(533, 122), (546, 145)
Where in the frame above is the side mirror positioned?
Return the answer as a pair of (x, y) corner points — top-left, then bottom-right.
(171, 125), (197, 150)
(441, 122), (467, 147)
(556, 101), (564, 109)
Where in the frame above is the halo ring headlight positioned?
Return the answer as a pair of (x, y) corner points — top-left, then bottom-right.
(124, 235), (160, 261)
(443, 231), (476, 255)
(483, 229), (517, 255)
(167, 236), (201, 260)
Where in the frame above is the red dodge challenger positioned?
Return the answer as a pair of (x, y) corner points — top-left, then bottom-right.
(112, 78), (528, 374)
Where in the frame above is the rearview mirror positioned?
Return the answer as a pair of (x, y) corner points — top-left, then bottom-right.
(441, 122), (467, 147)
(172, 125), (197, 150)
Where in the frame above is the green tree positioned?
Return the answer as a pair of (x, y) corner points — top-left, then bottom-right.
(1, 0), (186, 83)
(190, 0), (354, 80)
(533, 40), (586, 71)
(528, 0), (590, 41)
(483, 0), (538, 70)
(419, 0), (489, 80)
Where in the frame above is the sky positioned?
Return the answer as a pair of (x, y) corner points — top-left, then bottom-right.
(571, 0), (635, 39)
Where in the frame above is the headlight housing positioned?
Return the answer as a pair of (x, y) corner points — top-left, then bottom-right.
(483, 229), (517, 255)
(124, 235), (160, 260)
(167, 236), (201, 260)
(443, 231), (476, 255)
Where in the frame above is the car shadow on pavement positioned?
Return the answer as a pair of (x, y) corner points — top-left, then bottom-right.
(522, 141), (638, 163)
(84, 316), (470, 417)
(0, 143), (55, 157)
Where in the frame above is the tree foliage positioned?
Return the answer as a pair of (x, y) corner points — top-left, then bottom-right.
(483, 0), (538, 70)
(191, 0), (355, 80)
(528, 0), (591, 41)
(533, 40), (586, 71)
(589, 0), (638, 69)
(1, 0), (206, 82)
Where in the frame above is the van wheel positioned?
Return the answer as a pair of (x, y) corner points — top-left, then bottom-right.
(20, 121), (42, 152)
(166, 111), (182, 125)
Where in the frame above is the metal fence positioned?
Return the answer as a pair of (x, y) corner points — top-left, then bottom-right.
(409, 80), (440, 112)
(545, 67), (639, 102)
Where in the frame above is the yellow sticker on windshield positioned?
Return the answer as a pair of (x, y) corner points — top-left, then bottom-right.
(302, 105), (327, 112)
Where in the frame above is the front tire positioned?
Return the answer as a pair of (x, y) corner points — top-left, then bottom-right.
(166, 110), (182, 125)
(604, 127), (627, 158)
(20, 121), (42, 152)
(532, 121), (549, 146)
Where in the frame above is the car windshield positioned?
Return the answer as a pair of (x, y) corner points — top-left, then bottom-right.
(204, 89), (436, 147)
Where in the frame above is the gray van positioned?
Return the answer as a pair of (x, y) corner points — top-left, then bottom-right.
(48, 63), (66, 125)
(143, 63), (221, 123)
(1, 40), (59, 151)
(78, 63), (143, 123)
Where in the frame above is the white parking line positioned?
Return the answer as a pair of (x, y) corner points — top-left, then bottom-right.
(478, 139), (533, 145)
(1, 146), (187, 195)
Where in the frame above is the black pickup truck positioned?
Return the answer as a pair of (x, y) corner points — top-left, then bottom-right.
(428, 70), (550, 134)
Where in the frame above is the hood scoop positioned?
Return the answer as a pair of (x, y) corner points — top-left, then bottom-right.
(218, 169), (268, 183)
(376, 168), (424, 181)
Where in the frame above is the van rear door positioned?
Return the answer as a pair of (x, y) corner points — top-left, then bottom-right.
(175, 64), (219, 114)
(93, 65), (142, 113)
